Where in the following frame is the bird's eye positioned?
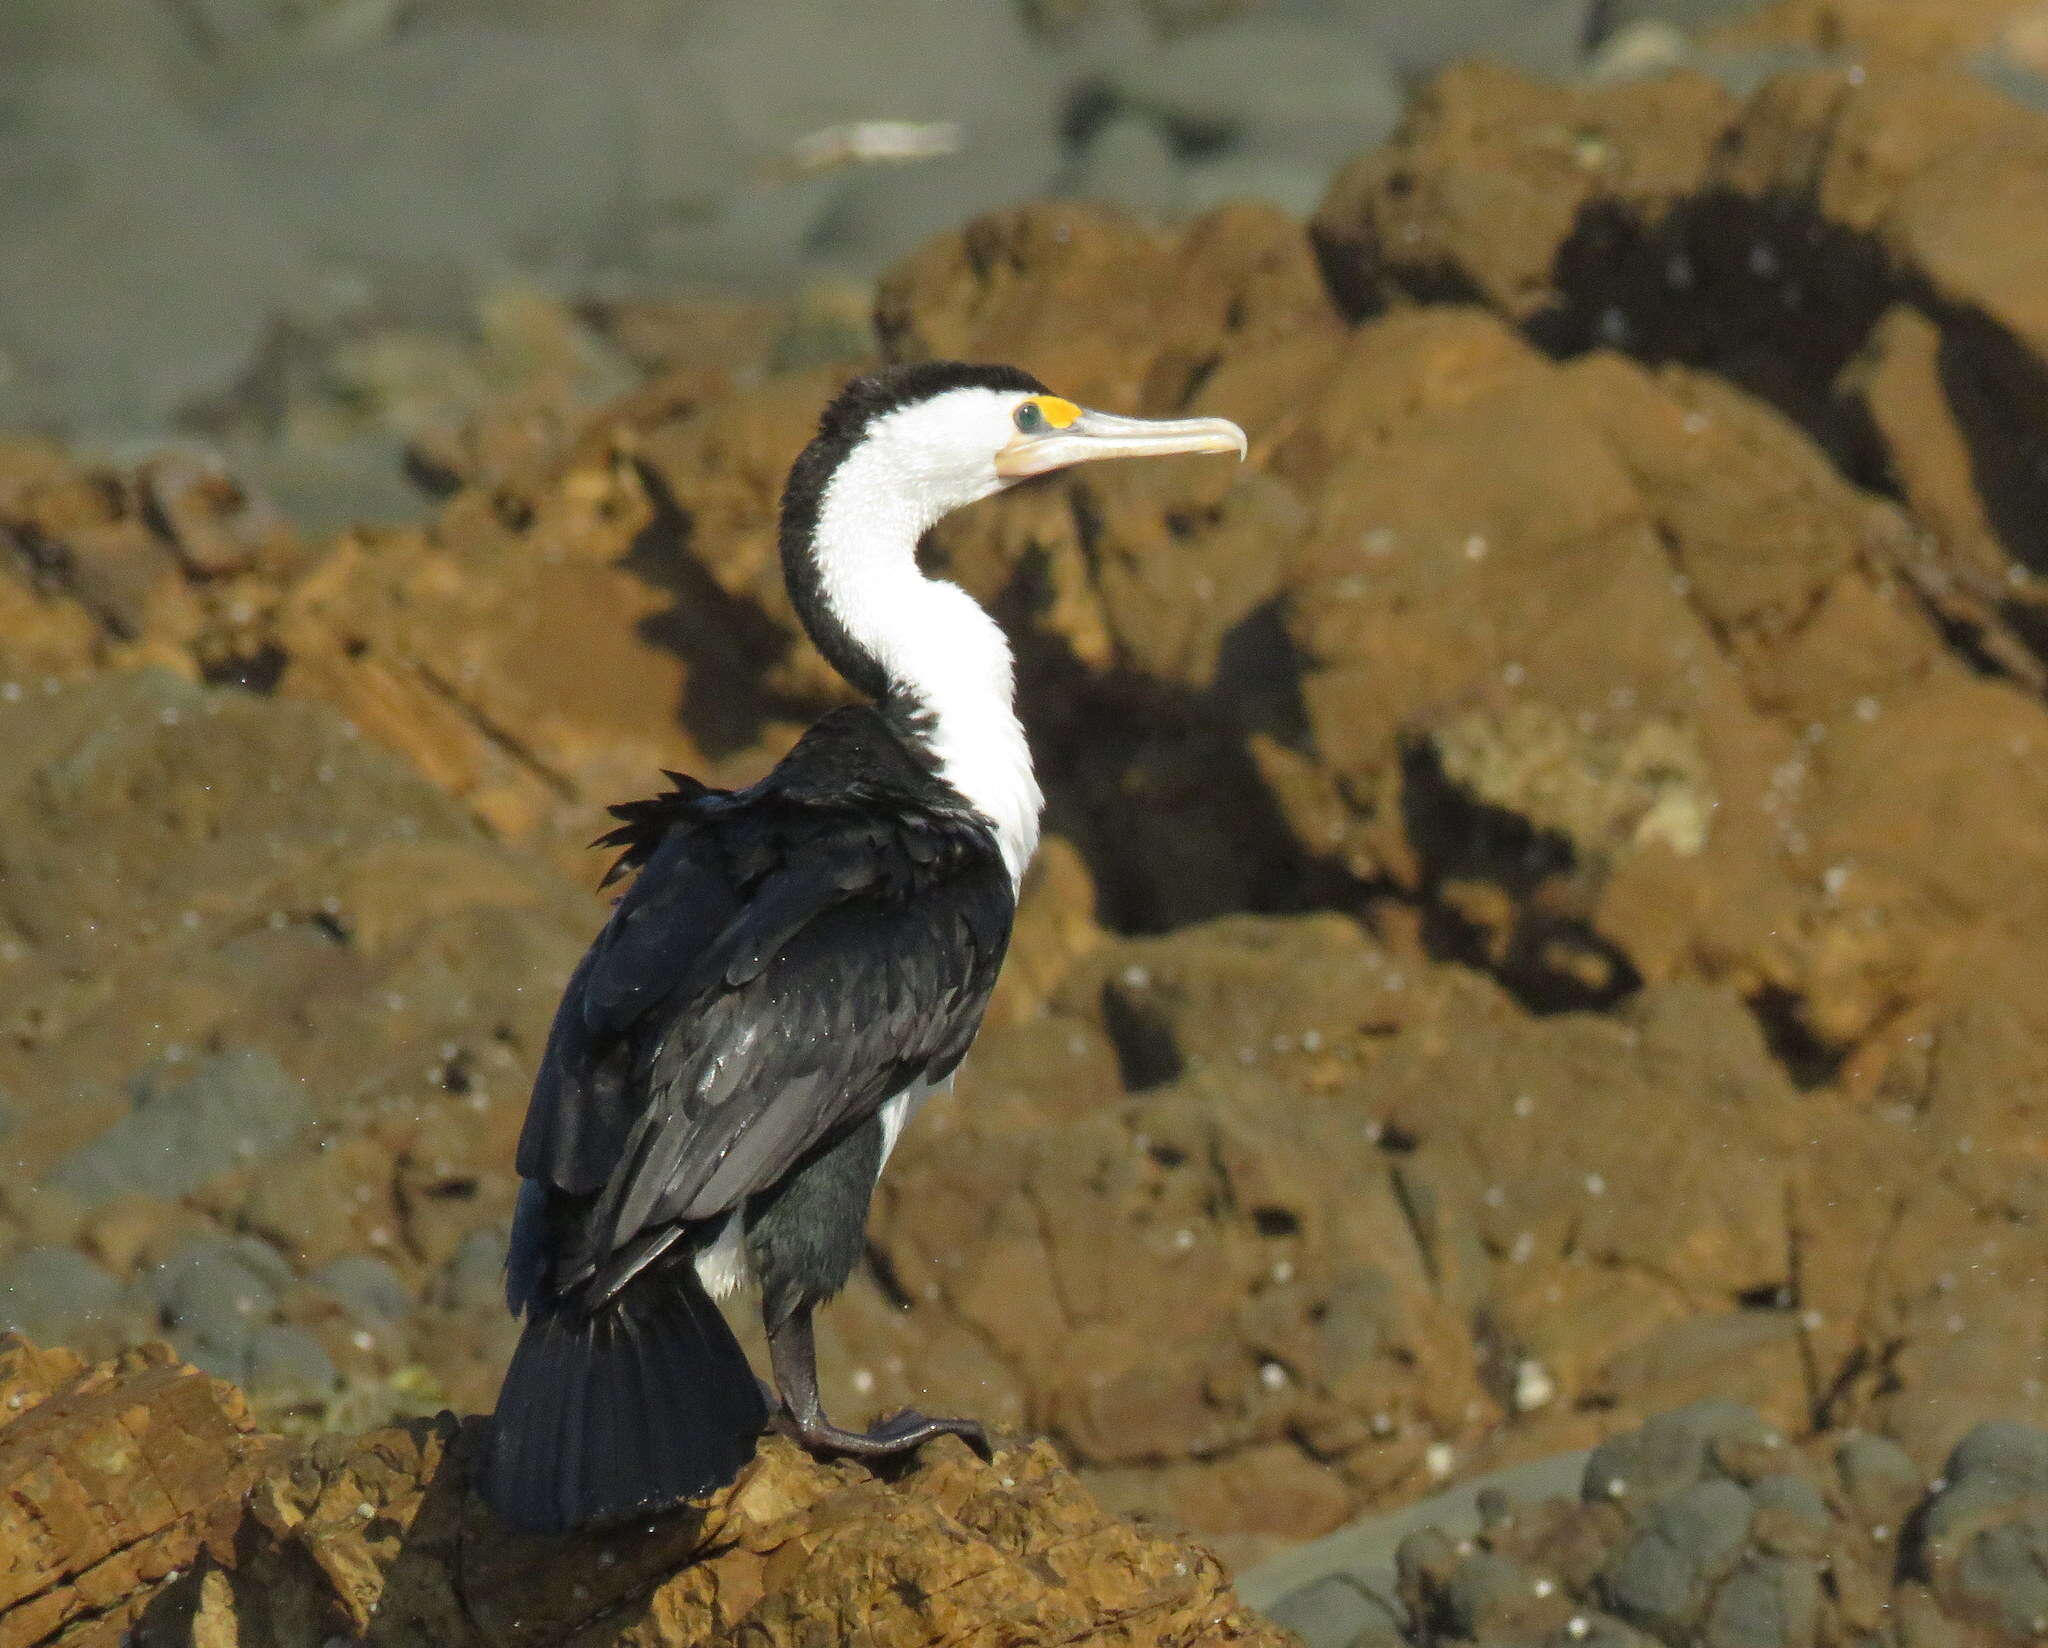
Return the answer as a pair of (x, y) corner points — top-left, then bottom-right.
(1013, 401), (1048, 434)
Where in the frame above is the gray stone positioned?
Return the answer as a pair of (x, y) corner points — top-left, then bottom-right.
(1957, 1517), (2048, 1639)
(1917, 1420), (2048, 1614)
(1473, 0), (1601, 78)
(0, 1245), (124, 1343)
(1239, 1446), (1592, 1616)
(1263, 1572), (1403, 1648)
(1703, 1555), (1821, 1648)
(1604, 1479), (1754, 1636)
(1972, 50), (2048, 114)
(0, 0), (206, 94)
(1276, 0), (1597, 80)
(1583, 16), (1838, 93)
(1657, 1479), (1756, 1576)
(1573, 1616), (1667, 1648)
(1583, 17), (1692, 78)
(1686, 44), (1841, 97)
(1445, 1550), (1538, 1638)
(217, 431), (438, 535)
(1064, 114), (1186, 217)
(750, 0), (1062, 277)
(1948, 1420), (2048, 1499)
(1604, 1523), (1707, 1635)
(1835, 1434), (1922, 1528)
(1583, 1399), (1776, 1507)
(48, 1048), (313, 1208)
(440, 1227), (508, 1313)
(244, 1322), (339, 1396)
(1183, 153), (1333, 218)
(1748, 1474), (1830, 1533)
(146, 1236), (283, 1381)
(1586, 0), (1776, 43)
(215, 27), (645, 297)
(0, 66), (314, 436)
(312, 1255), (411, 1326)
(173, 0), (407, 66)
(1109, 17), (1402, 172)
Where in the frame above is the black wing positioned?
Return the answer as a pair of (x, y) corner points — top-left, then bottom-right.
(514, 784), (1012, 1309)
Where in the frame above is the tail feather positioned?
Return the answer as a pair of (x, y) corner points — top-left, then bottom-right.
(482, 1264), (767, 1533)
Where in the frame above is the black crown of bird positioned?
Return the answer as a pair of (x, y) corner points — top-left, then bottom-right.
(481, 359), (1245, 1533)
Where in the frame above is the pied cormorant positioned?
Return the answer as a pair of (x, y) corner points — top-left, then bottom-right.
(480, 360), (1246, 1533)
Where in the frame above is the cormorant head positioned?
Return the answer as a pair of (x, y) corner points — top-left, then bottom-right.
(799, 360), (1247, 524)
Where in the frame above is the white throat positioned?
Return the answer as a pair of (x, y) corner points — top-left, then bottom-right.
(809, 438), (1043, 886)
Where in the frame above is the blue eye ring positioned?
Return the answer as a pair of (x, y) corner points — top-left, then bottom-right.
(1014, 401), (1048, 434)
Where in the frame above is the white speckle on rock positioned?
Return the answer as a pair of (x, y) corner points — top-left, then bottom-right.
(1514, 1359), (1556, 1412)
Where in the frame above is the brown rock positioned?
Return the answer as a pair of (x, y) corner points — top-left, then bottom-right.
(0, 1338), (274, 1648)
(1311, 63), (1735, 325)
(878, 200), (1345, 421)
(0, 1356), (1285, 1648)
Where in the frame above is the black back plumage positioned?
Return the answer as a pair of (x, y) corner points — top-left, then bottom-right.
(508, 703), (1014, 1314)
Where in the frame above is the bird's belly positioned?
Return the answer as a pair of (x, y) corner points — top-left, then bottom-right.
(691, 1212), (751, 1299)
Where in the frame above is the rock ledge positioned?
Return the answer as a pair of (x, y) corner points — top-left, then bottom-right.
(0, 1334), (1288, 1648)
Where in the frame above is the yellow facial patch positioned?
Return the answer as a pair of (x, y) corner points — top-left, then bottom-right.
(1026, 395), (1081, 429)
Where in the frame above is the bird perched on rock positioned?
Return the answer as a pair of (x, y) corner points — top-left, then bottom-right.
(481, 360), (1245, 1533)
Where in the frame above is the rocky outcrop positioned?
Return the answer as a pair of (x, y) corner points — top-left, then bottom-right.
(10, 40), (2048, 1591)
(0, 1334), (1288, 1648)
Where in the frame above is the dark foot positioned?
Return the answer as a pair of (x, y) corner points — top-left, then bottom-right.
(774, 1407), (992, 1461)
(764, 1303), (994, 1465)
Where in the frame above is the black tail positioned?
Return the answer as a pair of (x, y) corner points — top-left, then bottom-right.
(480, 1264), (768, 1533)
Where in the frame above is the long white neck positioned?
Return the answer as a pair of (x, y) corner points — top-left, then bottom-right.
(808, 450), (1043, 887)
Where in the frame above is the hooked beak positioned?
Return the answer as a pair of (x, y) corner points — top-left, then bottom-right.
(995, 407), (1248, 480)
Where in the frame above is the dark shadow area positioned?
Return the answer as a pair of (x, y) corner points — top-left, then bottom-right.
(622, 457), (828, 761)
(1533, 191), (1900, 479)
(1535, 190), (2048, 669)
(986, 549), (1346, 934)
(1938, 310), (2048, 578)
(1100, 978), (1186, 1091)
(1396, 738), (1642, 1016)
(200, 640), (289, 693)
(1746, 982), (1846, 1091)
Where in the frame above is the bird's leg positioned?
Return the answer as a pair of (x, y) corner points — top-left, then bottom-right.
(766, 1303), (992, 1461)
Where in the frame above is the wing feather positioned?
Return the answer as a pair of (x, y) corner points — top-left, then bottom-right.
(518, 783), (1012, 1305)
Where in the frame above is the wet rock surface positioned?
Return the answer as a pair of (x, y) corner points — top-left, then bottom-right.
(1252, 1397), (2048, 1648)
(5, 25), (2048, 1641)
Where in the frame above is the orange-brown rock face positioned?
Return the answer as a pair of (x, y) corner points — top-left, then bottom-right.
(0, 1337), (1288, 1648)
(0, 1338), (276, 1648)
